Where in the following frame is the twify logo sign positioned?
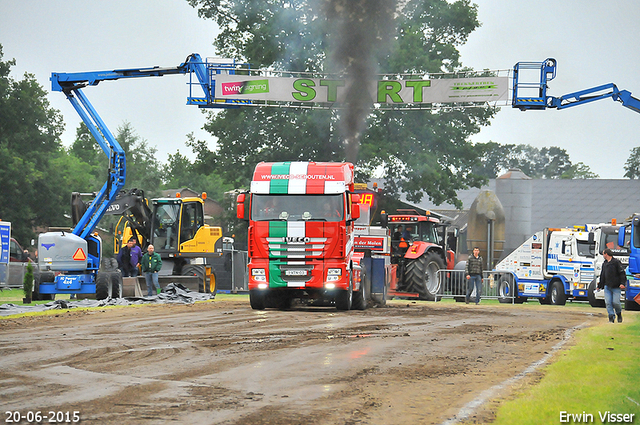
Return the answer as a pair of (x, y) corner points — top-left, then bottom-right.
(221, 79), (270, 95)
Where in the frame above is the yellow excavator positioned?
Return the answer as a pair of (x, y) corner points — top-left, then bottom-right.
(103, 188), (223, 293)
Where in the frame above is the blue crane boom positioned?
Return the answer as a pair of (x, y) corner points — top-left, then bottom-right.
(512, 58), (640, 113)
(37, 54), (247, 299)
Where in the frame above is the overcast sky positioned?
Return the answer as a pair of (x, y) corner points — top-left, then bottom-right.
(1, 0), (639, 179)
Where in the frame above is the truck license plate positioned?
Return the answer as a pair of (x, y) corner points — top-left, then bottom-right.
(285, 270), (307, 276)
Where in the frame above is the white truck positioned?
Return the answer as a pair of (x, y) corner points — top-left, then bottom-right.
(495, 227), (596, 305)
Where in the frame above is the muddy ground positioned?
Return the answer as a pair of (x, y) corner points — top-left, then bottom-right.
(0, 298), (606, 424)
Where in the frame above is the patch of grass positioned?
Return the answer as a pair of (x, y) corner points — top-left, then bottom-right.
(492, 313), (640, 424)
(0, 288), (71, 305)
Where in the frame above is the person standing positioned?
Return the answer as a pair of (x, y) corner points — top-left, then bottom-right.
(141, 244), (163, 296)
(598, 248), (626, 323)
(117, 237), (142, 277)
(465, 247), (484, 304)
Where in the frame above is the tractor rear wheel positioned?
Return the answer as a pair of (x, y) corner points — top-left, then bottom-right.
(404, 252), (444, 301)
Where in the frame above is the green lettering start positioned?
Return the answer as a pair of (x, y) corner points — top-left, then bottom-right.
(292, 79), (432, 103)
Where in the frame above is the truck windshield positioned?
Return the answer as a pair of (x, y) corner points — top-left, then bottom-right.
(577, 240), (595, 257)
(600, 228), (628, 254)
(252, 194), (344, 222)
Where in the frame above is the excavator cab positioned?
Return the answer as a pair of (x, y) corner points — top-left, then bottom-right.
(151, 197), (209, 255)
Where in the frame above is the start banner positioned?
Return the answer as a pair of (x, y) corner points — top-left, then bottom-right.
(214, 75), (508, 105)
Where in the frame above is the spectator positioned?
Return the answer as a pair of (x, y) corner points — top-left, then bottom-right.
(141, 244), (163, 296)
(117, 237), (142, 277)
(598, 248), (626, 323)
(465, 247), (484, 304)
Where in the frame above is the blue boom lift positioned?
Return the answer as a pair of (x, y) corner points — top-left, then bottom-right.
(512, 58), (640, 112)
(36, 54), (248, 300)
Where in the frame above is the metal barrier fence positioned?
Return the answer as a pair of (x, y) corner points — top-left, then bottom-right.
(435, 269), (516, 303)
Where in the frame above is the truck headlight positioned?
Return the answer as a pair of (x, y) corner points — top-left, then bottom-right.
(252, 268), (266, 282)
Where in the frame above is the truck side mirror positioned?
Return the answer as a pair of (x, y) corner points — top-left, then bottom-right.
(351, 203), (360, 220)
(380, 211), (388, 228)
(618, 226), (626, 247)
(236, 193), (248, 221)
(588, 232), (594, 244)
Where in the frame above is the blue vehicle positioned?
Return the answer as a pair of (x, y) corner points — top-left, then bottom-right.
(35, 55), (248, 300)
(617, 215), (640, 311)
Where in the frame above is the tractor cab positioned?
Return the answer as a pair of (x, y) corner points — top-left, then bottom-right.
(389, 209), (444, 260)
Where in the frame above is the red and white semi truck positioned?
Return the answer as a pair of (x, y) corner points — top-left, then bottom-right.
(237, 161), (384, 310)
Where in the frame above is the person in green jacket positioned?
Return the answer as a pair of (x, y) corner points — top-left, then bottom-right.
(141, 244), (163, 296)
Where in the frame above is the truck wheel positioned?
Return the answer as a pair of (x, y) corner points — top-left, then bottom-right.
(550, 280), (566, 305)
(625, 297), (640, 311)
(587, 279), (605, 308)
(96, 272), (111, 300)
(335, 272), (353, 311)
(182, 264), (206, 292)
(32, 271), (55, 301)
(110, 272), (122, 298)
(405, 252), (444, 301)
(352, 266), (369, 310)
(249, 290), (266, 310)
(497, 274), (514, 303)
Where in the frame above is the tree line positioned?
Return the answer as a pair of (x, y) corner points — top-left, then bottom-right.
(2, 1), (639, 243)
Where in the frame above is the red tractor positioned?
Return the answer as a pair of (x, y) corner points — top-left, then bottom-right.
(388, 209), (457, 300)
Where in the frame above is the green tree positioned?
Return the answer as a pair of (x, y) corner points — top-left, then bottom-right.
(163, 134), (234, 207)
(189, 0), (495, 208)
(115, 122), (162, 196)
(475, 142), (597, 179)
(0, 45), (66, 242)
(560, 162), (599, 179)
(624, 146), (640, 179)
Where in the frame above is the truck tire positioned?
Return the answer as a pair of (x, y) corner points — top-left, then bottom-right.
(182, 264), (206, 292)
(587, 279), (605, 308)
(550, 280), (566, 305)
(625, 297), (640, 311)
(497, 274), (514, 304)
(249, 290), (266, 310)
(404, 251), (444, 301)
(32, 271), (55, 301)
(352, 266), (369, 310)
(335, 272), (353, 311)
(96, 272), (111, 300)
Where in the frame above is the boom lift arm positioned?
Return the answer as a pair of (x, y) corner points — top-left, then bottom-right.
(512, 58), (640, 113)
(39, 54), (245, 298)
(50, 54), (212, 240)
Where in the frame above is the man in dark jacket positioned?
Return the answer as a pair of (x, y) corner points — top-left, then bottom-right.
(465, 247), (484, 304)
(117, 237), (142, 277)
(141, 244), (163, 296)
(598, 248), (626, 323)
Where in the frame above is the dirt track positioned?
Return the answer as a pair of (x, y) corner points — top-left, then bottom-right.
(0, 298), (603, 424)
